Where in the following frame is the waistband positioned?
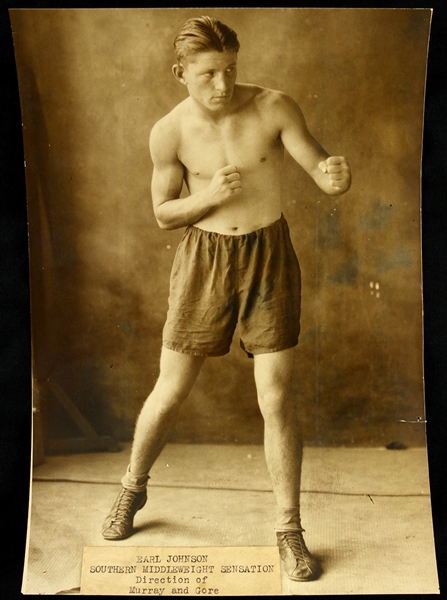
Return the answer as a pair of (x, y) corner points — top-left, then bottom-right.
(188, 213), (287, 241)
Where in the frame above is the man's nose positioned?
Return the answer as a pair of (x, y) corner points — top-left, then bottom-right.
(214, 73), (228, 92)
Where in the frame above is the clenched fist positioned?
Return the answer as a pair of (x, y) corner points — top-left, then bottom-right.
(318, 156), (351, 194)
(209, 165), (242, 204)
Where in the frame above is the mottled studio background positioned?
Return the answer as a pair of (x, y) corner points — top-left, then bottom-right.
(10, 8), (431, 449)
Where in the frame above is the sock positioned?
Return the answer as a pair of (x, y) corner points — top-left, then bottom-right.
(121, 464), (150, 493)
(275, 505), (303, 532)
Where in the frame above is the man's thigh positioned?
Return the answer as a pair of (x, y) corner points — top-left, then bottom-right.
(156, 347), (206, 398)
(253, 347), (296, 396)
(238, 217), (301, 357)
(163, 226), (238, 357)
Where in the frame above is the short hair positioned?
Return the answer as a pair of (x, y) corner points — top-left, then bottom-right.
(173, 16), (240, 63)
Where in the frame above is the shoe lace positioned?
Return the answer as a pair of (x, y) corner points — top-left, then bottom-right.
(110, 490), (138, 523)
(282, 531), (312, 567)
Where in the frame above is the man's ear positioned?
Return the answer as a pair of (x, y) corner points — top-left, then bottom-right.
(172, 63), (187, 85)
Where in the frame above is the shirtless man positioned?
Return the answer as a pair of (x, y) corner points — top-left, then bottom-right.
(102, 16), (351, 583)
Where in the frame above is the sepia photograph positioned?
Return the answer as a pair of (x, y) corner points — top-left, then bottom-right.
(8, 7), (439, 595)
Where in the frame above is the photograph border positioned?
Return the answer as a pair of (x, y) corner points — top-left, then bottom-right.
(1, 2), (446, 598)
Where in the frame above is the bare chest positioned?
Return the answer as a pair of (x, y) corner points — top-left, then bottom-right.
(178, 113), (282, 181)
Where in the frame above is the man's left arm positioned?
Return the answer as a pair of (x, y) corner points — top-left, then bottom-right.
(276, 92), (351, 196)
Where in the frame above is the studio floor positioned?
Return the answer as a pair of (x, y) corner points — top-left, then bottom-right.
(23, 443), (439, 595)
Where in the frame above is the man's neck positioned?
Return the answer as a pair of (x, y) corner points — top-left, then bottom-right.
(188, 85), (243, 124)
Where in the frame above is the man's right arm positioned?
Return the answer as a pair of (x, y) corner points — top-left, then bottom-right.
(149, 120), (242, 230)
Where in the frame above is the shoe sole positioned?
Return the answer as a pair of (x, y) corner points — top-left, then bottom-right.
(282, 561), (322, 582)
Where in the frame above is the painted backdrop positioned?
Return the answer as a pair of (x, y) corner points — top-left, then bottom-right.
(10, 8), (431, 446)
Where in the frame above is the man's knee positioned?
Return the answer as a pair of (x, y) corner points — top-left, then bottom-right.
(254, 348), (296, 420)
(257, 385), (296, 421)
(150, 375), (190, 409)
(152, 347), (205, 405)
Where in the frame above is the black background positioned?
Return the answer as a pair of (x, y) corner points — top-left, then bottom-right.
(1, 2), (446, 598)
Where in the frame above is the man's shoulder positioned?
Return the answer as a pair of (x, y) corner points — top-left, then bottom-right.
(150, 101), (190, 159)
(237, 83), (294, 110)
(151, 101), (186, 139)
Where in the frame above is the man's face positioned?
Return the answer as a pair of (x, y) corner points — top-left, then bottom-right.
(179, 49), (238, 112)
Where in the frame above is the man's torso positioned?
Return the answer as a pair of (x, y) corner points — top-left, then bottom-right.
(172, 84), (286, 234)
